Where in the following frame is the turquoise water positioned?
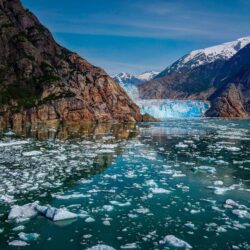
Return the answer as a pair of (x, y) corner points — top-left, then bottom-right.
(0, 119), (250, 249)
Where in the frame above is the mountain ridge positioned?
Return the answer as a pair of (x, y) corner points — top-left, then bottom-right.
(113, 71), (159, 85)
(0, 0), (152, 126)
(139, 36), (250, 102)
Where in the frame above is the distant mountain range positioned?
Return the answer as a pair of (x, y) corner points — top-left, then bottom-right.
(112, 71), (159, 85)
(138, 36), (250, 117)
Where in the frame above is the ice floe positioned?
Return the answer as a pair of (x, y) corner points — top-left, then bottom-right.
(22, 151), (42, 157)
(8, 202), (38, 221)
(163, 235), (192, 249)
(8, 202), (78, 222)
(232, 210), (250, 219)
(18, 232), (40, 241)
(86, 245), (116, 250)
(8, 240), (29, 246)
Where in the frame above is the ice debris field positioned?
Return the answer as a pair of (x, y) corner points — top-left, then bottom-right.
(0, 119), (250, 249)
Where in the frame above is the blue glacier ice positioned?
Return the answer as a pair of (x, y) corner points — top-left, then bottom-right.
(138, 99), (210, 119)
(120, 84), (210, 119)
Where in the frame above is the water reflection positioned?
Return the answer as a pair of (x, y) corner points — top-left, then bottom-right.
(0, 122), (139, 141)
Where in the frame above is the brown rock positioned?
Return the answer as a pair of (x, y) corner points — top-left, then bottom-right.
(0, 0), (152, 126)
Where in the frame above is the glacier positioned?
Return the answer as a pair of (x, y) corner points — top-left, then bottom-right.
(138, 99), (209, 119)
(120, 83), (209, 119)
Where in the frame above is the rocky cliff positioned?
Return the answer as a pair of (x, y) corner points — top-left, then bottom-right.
(206, 44), (250, 118)
(0, 0), (148, 126)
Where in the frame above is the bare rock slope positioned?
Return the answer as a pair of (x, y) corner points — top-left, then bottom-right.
(0, 0), (147, 125)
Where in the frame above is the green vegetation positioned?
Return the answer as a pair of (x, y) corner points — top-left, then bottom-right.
(13, 32), (28, 43)
(35, 23), (47, 33)
(1, 23), (13, 29)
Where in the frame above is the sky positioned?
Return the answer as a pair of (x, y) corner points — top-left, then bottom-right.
(22, 0), (250, 75)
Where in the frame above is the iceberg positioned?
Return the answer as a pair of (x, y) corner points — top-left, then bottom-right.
(35, 205), (78, 221)
(8, 202), (38, 221)
(18, 232), (40, 242)
(163, 235), (192, 249)
(8, 240), (29, 247)
(8, 202), (78, 222)
(86, 245), (116, 250)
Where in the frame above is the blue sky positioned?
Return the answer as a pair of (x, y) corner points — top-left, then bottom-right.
(22, 0), (250, 74)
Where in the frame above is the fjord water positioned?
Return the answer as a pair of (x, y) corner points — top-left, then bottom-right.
(0, 119), (250, 250)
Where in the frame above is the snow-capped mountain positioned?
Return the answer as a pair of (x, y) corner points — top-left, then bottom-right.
(112, 72), (142, 85)
(157, 36), (250, 78)
(140, 35), (250, 101)
(137, 71), (160, 81)
(113, 71), (159, 85)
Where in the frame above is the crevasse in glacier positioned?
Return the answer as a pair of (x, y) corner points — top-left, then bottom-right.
(121, 84), (210, 118)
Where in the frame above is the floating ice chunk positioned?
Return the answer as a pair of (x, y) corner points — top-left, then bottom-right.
(145, 180), (158, 187)
(9, 240), (29, 246)
(103, 220), (111, 226)
(173, 172), (186, 178)
(53, 193), (87, 200)
(150, 188), (171, 194)
(224, 199), (248, 210)
(4, 130), (15, 136)
(216, 226), (227, 233)
(85, 217), (95, 223)
(175, 142), (188, 148)
(22, 151), (42, 157)
(163, 235), (192, 249)
(12, 225), (25, 231)
(225, 146), (241, 152)
(36, 205), (77, 221)
(190, 209), (201, 214)
(121, 243), (138, 249)
(232, 209), (250, 219)
(194, 166), (216, 174)
(225, 199), (240, 208)
(103, 205), (114, 212)
(110, 201), (131, 207)
(86, 245), (116, 250)
(0, 140), (29, 147)
(185, 222), (196, 230)
(134, 207), (150, 214)
(0, 194), (15, 203)
(8, 202), (38, 221)
(212, 186), (235, 195)
(214, 181), (223, 186)
(18, 232), (40, 241)
(35, 204), (47, 215)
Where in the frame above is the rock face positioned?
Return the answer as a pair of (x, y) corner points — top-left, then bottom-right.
(0, 0), (146, 126)
(206, 44), (250, 118)
(139, 36), (250, 118)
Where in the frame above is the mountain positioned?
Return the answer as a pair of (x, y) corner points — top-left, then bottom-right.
(113, 72), (143, 86)
(206, 43), (250, 117)
(156, 36), (250, 78)
(139, 36), (250, 101)
(137, 71), (160, 81)
(113, 71), (159, 85)
(0, 0), (153, 126)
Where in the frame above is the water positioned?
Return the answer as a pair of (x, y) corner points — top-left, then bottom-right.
(0, 119), (250, 250)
